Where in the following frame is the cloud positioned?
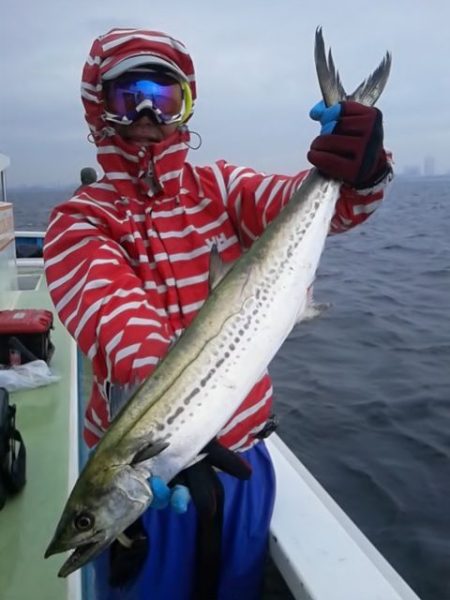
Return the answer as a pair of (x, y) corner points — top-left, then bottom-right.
(2, 0), (450, 184)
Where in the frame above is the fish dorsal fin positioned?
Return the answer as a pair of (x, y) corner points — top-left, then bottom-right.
(208, 245), (235, 290)
(131, 440), (169, 465)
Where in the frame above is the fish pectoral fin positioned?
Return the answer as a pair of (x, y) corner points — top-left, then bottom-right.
(131, 440), (170, 465)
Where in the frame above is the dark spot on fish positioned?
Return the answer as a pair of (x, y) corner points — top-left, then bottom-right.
(167, 406), (184, 425)
(200, 369), (215, 387)
(216, 358), (225, 368)
(183, 387), (200, 406)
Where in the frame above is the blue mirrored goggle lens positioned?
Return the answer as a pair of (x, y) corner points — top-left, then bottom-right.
(104, 72), (183, 123)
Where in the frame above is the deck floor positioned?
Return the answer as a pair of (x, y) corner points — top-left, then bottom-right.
(0, 288), (76, 600)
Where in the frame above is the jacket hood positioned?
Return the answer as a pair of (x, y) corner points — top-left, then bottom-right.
(80, 28), (197, 200)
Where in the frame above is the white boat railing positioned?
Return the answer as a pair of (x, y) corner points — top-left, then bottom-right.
(267, 434), (421, 600)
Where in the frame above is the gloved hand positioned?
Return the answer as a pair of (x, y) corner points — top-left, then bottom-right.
(108, 438), (251, 588)
(170, 437), (252, 517)
(148, 434), (252, 514)
(307, 100), (389, 189)
(149, 476), (191, 513)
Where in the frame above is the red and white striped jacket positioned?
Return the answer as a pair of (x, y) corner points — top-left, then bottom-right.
(44, 29), (391, 450)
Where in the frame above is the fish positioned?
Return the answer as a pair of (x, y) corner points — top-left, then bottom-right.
(45, 28), (392, 577)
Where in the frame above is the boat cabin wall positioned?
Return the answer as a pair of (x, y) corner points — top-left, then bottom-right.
(0, 201), (18, 305)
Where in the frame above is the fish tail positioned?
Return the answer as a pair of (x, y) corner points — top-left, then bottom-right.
(314, 27), (392, 107)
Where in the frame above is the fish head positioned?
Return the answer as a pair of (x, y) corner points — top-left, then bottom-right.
(45, 460), (152, 577)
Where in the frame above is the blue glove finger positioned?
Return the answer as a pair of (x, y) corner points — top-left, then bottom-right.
(319, 104), (342, 134)
(320, 104), (342, 125)
(149, 476), (171, 509)
(170, 484), (191, 514)
(309, 101), (342, 134)
(319, 121), (336, 135)
(309, 100), (326, 121)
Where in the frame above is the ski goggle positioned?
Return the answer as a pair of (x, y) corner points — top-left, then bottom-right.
(103, 71), (193, 126)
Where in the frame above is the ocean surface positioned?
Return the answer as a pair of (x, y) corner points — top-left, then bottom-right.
(9, 177), (450, 600)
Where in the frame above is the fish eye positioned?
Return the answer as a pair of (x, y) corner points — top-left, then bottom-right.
(74, 512), (94, 531)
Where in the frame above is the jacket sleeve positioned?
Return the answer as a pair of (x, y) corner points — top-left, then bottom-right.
(43, 200), (174, 393)
(327, 166), (394, 235)
(208, 159), (393, 247)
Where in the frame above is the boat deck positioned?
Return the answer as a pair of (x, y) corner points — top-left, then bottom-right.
(0, 282), (80, 600)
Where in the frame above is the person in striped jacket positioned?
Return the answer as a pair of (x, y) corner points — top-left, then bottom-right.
(44, 27), (393, 600)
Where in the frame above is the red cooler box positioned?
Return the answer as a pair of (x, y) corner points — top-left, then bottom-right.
(0, 310), (55, 366)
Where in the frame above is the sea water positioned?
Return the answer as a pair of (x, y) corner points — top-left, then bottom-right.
(9, 177), (450, 600)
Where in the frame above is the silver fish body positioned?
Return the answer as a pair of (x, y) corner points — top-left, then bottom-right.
(130, 171), (339, 483)
(45, 28), (391, 577)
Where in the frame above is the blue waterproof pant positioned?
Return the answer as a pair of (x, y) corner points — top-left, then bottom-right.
(92, 442), (275, 600)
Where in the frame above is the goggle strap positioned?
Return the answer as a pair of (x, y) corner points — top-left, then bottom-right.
(180, 80), (193, 123)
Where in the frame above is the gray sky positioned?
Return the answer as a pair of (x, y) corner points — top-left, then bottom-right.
(2, 0), (449, 186)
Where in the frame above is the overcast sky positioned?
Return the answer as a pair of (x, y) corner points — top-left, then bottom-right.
(1, 0), (449, 186)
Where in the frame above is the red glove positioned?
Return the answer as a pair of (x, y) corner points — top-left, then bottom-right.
(307, 101), (389, 189)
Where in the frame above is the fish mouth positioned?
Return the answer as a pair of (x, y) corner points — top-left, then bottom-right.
(57, 539), (111, 577)
(45, 534), (111, 577)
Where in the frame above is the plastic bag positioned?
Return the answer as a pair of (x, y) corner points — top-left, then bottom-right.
(0, 360), (60, 392)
